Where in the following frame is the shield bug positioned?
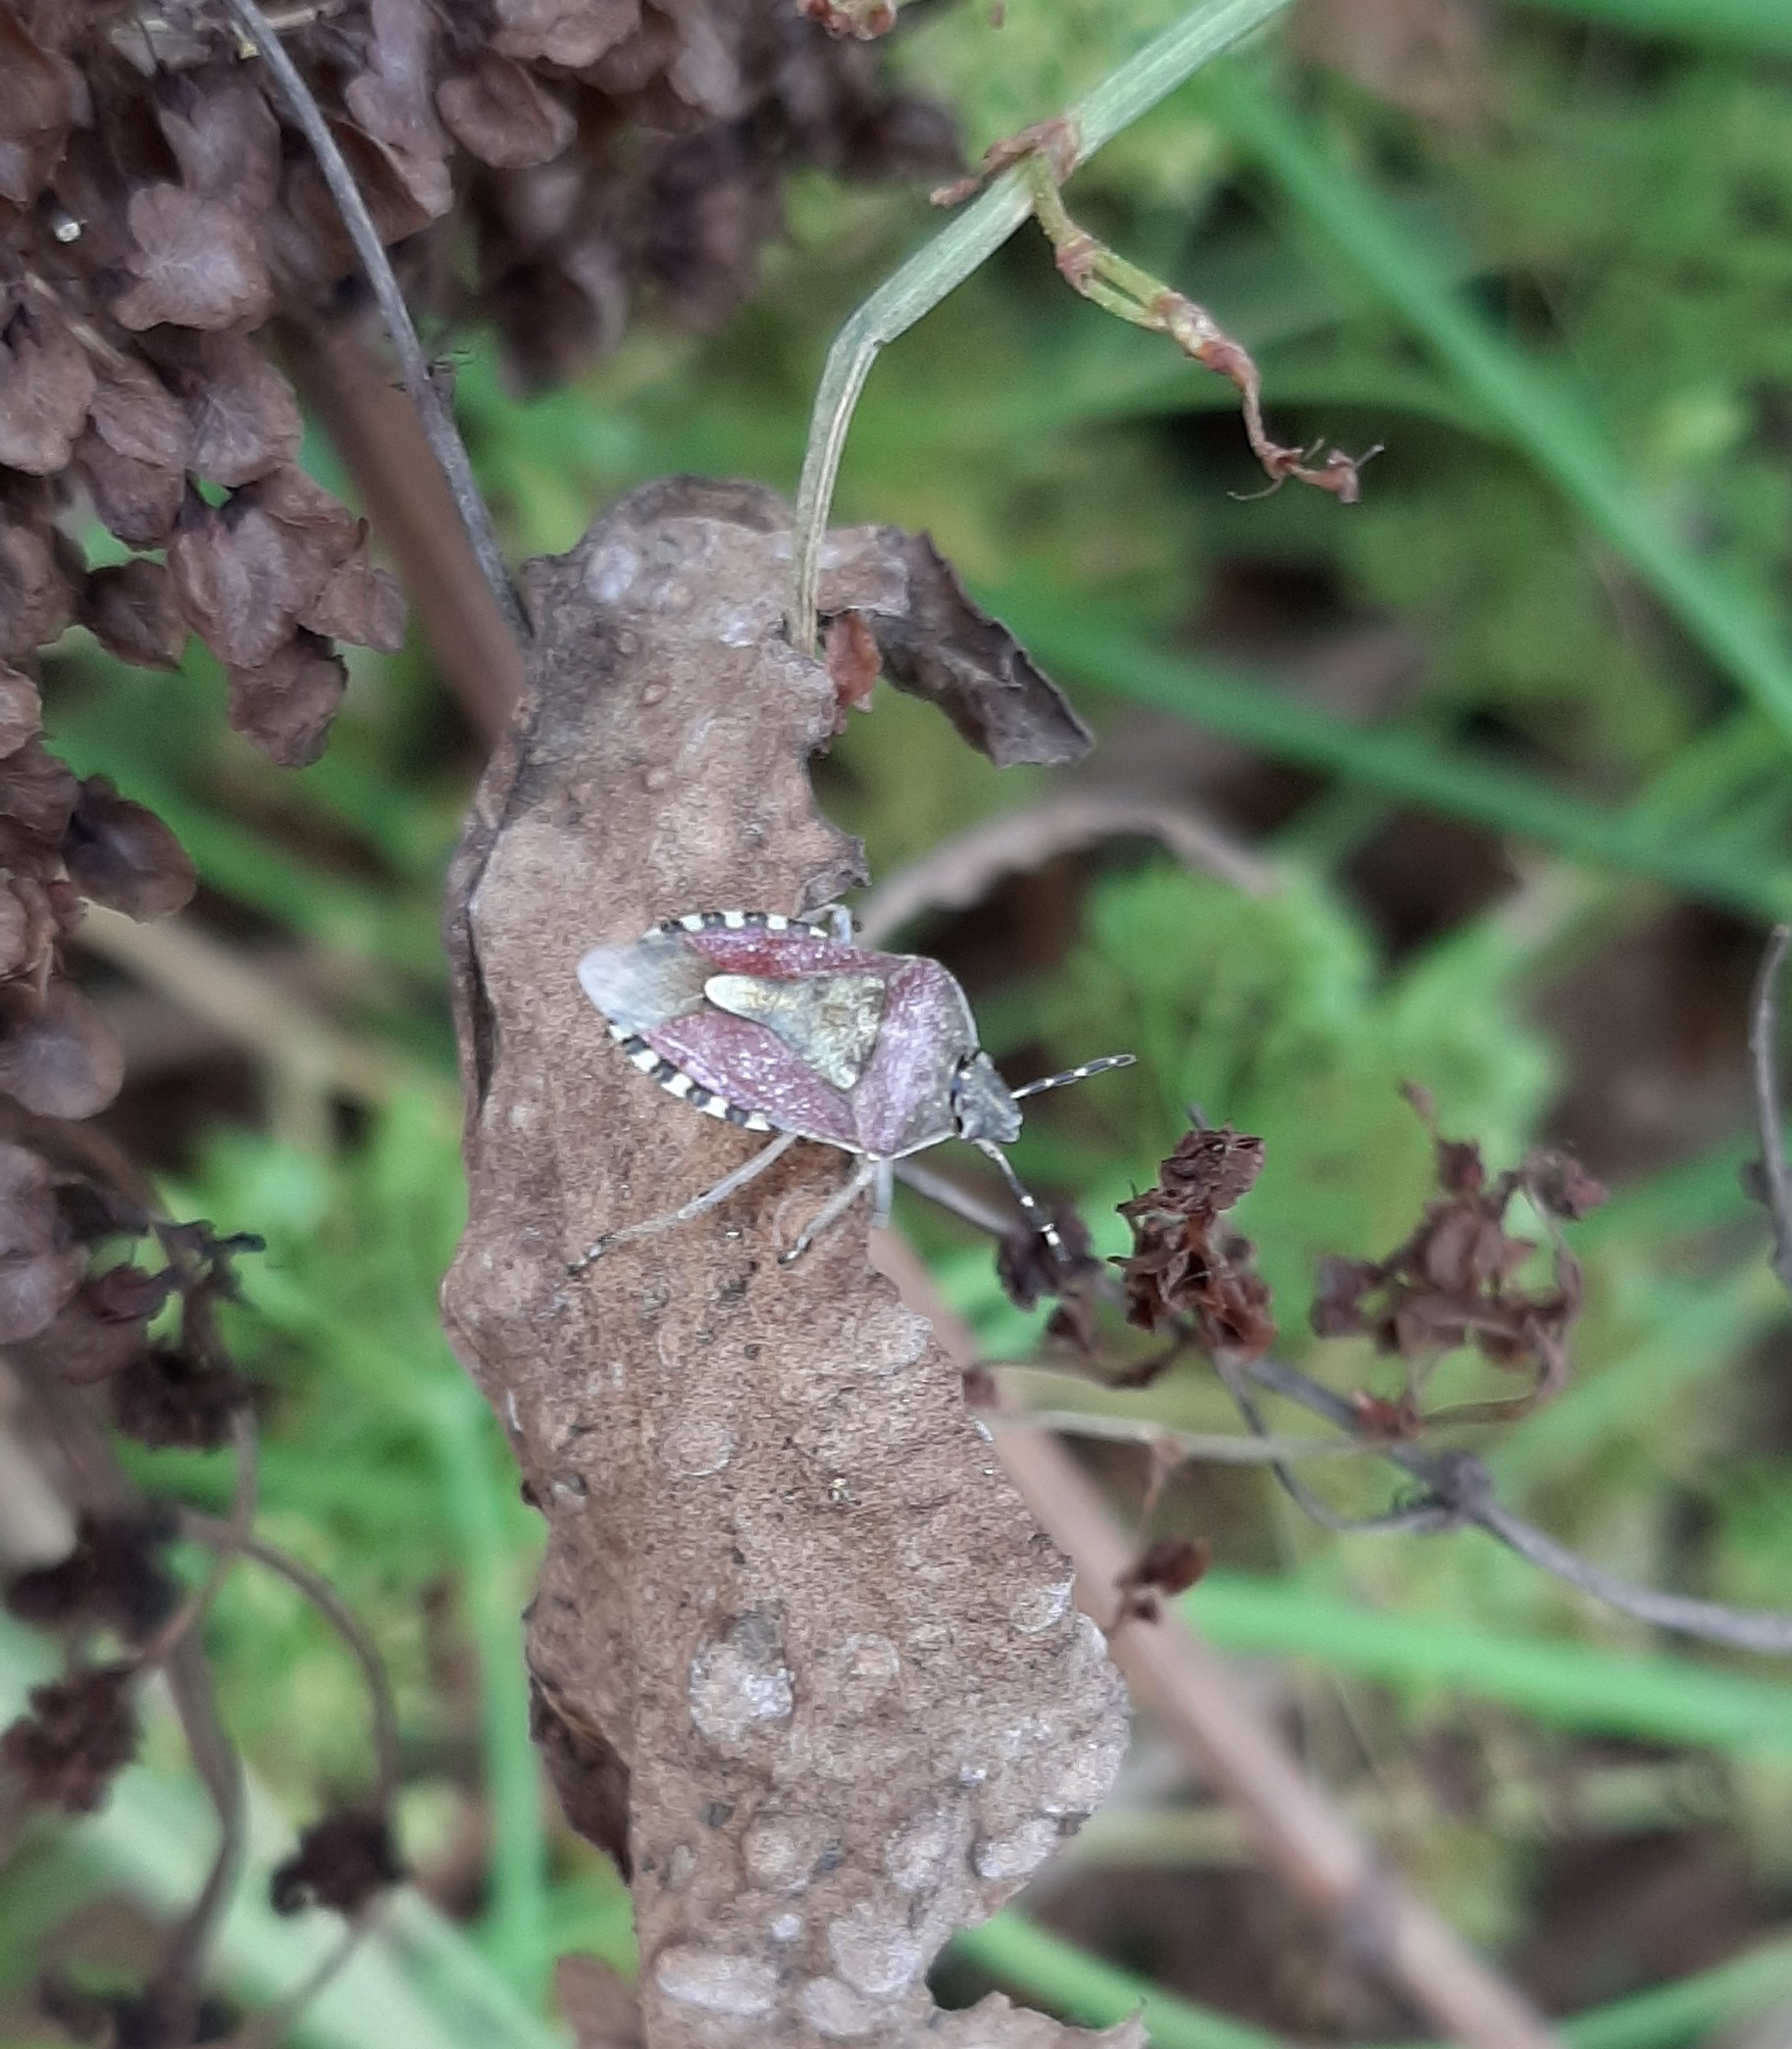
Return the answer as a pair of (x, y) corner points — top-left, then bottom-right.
(572, 907), (1132, 1269)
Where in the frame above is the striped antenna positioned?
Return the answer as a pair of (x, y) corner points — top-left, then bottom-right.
(1010, 1052), (1135, 1101)
(973, 1140), (1063, 1253)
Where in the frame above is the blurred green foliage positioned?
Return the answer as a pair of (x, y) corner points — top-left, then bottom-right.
(16, 1), (1792, 2042)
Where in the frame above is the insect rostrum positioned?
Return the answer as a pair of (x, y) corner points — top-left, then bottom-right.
(574, 909), (1131, 1267)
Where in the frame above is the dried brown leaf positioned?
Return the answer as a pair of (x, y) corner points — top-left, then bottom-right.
(74, 429), (184, 548)
(88, 355), (191, 472)
(444, 479), (1131, 2048)
(0, 664), (41, 755)
(0, 1140), (82, 1343)
(78, 559), (186, 670)
(343, 0), (452, 221)
(167, 497), (297, 669)
(0, 297), (94, 474)
(113, 183), (274, 332)
(823, 607), (880, 734)
(0, 8), (74, 210)
(147, 330), (302, 487)
(0, 980), (126, 1119)
(227, 632), (347, 768)
(298, 545), (406, 653)
(853, 531), (1092, 767)
(0, 735), (77, 838)
(436, 51), (576, 169)
(0, 521), (73, 660)
(156, 73), (281, 218)
(65, 775), (195, 920)
(0, 879), (56, 988)
(492, 0), (640, 68)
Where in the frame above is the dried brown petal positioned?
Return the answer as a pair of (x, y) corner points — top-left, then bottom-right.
(0, 298), (94, 474)
(87, 355), (191, 472)
(248, 464), (362, 562)
(78, 559), (186, 670)
(345, 0), (445, 160)
(0, 1139), (81, 1342)
(113, 184), (273, 332)
(227, 632), (347, 768)
(0, 878), (56, 987)
(168, 498), (300, 668)
(0, 735), (77, 836)
(492, 0), (640, 67)
(74, 429), (183, 548)
(1527, 1152), (1607, 1222)
(298, 546), (406, 652)
(271, 1809), (405, 1916)
(156, 73), (280, 218)
(65, 776), (195, 919)
(0, 9), (74, 210)
(1150, 1124), (1264, 1218)
(0, 981), (126, 1119)
(0, 1665), (136, 1813)
(1121, 1535), (1210, 1599)
(6, 1510), (179, 1642)
(0, 663), (41, 756)
(113, 1346), (249, 1451)
(144, 330), (301, 487)
(436, 52), (575, 169)
(0, 519), (75, 659)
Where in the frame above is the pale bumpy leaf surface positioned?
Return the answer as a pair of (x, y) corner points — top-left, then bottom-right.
(443, 480), (1138, 2048)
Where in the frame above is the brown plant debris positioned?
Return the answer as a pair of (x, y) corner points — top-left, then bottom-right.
(443, 479), (1138, 2047)
(1115, 1122), (1276, 1362)
(1113, 1534), (1211, 1627)
(0, 1663), (138, 1814)
(1311, 1087), (1607, 1420)
(270, 1807), (406, 1916)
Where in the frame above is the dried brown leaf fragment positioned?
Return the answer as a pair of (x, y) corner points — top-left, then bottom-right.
(1115, 1124), (1275, 1359)
(436, 52), (576, 169)
(0, 1138), (83, 1341)
(0, 295), (94, 474)
(65, 775), (196, 920)
(113, 184), (274, 333)
(227, 630), (348, 769)
(0, 980), (126, 1118)
(0, 1664), (137, 1813)
(78, 559), (186, 670)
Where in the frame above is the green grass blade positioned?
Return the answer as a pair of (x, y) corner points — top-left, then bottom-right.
(956, 1911), (1792, 2049)
(1184, 1573), (1792, 1750)
(1203, 70), (1792, 752)
(1004, 599), (1792, 922)
(1505, 0), (1792, 50)
(421, 1382), (551, 2007)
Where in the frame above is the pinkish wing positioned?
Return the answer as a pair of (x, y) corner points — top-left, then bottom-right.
(643, 1010), (860, 1149)
(848, 955), (979, 1157)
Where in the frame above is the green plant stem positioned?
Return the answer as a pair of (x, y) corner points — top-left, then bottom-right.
(1184, 1572), (1792, 1751)
(1506, 0), (1792, 49)
(955, 1911), (1792, 2049)
(788, 0), (1296, 649)
(421, 1384), (549, 2008)
(1203, 70), (1792, 751)
(1005, 600), (1792, 922)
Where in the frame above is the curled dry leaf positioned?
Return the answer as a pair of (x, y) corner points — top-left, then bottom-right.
(74, 428), (184, 548)
(0, 7), (74, 212)
(227, 631), (348, 769)
(0, 735), (77, 838)
(64, 775), (196, 920)
(112, 1345), (251, 1452)
(155, 73), (282, 219)
(343, 0), (453, 221)
(437, 52), (576, 169)
(843, 530), (1092, 767)
(0, 519), (75, 659)
(78, 559), (186, 670)
(0, 980), (126, 1119)
(823, 606), (880, 733)
(270, 1808), (406, 1917)
(443, 480), (1137, 2048)
(1116, 1123), (1275, 1359)
(146, 330), (302, 487)
(299, 544), (406, 653)
(0, 664), (41, 755)
(167, 496), (295, 669)
(113, 183), (274, 333)
(0, 297), (95, 475)
(6, 1508), (179, 1642)
(87, 354), (192, 472)
(0, 1664), (137, 1814)
(492, 0), (642, 68)
(0, 1139), (83, 1343)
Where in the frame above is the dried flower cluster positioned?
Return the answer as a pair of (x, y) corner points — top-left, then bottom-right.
(1312, 1089), (1607, 1414)
(1115, 1121), (1276, 1361)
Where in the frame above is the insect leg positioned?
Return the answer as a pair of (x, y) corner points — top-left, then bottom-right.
(778, 1156), (880, 1265)
(972, 1139), (1062, 1253)
(571, 1130), (799, 1272)
(807, 901), (854, 944)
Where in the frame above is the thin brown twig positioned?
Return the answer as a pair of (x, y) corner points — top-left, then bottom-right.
(181, 1513), (402, 1811)
(872, 1230), (1562, 2049)
(855, 791), (1274, 948)
(1749, 924), (1792, 1296)
(222, 0), (526, 644)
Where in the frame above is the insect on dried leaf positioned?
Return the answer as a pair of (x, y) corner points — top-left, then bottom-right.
(573, 907), (1132, 1269)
